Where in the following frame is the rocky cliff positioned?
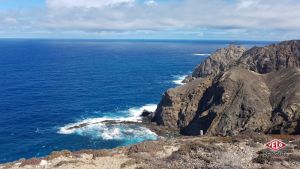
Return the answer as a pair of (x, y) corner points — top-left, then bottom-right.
(192, 45), (246, 78)
(153, 40), (300, 136)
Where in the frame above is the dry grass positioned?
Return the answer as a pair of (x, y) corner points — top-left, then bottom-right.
(180, 140), (222, 154)
(252, 149), (276, 164)
(189, 153), (212, 163)
(287, 154), (300, 162)
(74, 149), (114, 159)
(47, 150), (72, 160)
(127, 141), (165, 156)
(252, 148), (297, 164)
(54, 160), (80, 167)
(290, 140), (300, 150)
(196, 136), (232, 144)
(166, 140), (220, 165)
(135, 166), (150, 169)
(246, 140), (261, 148)
(120, 159), (142, 169)
(19, 158), (41, 167)
(270, 134), (300, 142)
(1, 164), (14, 169)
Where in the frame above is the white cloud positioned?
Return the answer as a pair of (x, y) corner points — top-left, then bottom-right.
(1, 0), (300, 40)
(237, 0), (260, 9)
(145, 0), (157, 6)
(46, 0), (135, 9)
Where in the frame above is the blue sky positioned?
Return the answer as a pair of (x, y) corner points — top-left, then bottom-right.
(0, 0), (44, 9)
(0, 0), (299, 40)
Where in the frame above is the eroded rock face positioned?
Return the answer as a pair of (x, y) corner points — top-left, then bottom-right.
(153, 40), (300, 136)
(186, 68), (273, 136)
(239, 40), (300, 74)
(266, 68), (300, 134)
(153, 77), (213, 129)
(192, 45), (246, 78)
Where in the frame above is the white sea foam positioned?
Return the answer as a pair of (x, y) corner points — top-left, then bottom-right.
(58, 104), (158, 141)
(192, 53), (211, 56)
(172, 75), (187, 85)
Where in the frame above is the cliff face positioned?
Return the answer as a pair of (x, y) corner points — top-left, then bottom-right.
(153, 77), (214, 129)
(239, 40), (300, 74)
(192, 45), (246, 78)
(153, 40), (300, 136)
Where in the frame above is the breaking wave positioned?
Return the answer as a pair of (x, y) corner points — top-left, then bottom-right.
(172, 75), (187, 85)
(58, 104), (158, 141)
(192, 53), (211, 56)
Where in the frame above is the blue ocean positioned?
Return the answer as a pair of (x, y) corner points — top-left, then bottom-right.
(0, 39), (272, 163)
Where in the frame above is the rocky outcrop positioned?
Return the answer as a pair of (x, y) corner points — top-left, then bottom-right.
(192, 45), (246, 78)
(266, 68), (300, 134)
(238, 40), (300, 74)
(185, 68), (273, 136)
(153, 40), (300, 136)
(153, 77), (214, 129)
(192, 40), (300, 78)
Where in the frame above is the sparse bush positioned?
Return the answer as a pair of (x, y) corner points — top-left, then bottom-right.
(283, 146), (294, 153)
(91, 150), (113, 159)
(252, 149), (286, 164)
(73, 149), (113, 159)
(19, 158), (41, 167)
(127, 141), (164, 155)
(291, 140), (300, 150)
(167, 152), (181, 161)
(270, 134), (297, 142)
(189, 153), (211, 163)
(251, 134), (269, 143)
(135, 166), (150, 169)
(198, 136), (232, 144)
(287, 154), (300, 162)
(54, 160), (79, 167)
(246, 140), (261, 148)
(47, 150), (72, 160)
(120, 159), (141, 169)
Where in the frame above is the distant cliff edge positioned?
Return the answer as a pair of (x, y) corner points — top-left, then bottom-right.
(152, 40), (300, 136)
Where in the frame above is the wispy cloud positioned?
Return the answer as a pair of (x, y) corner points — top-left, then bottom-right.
(46, 0), (135, 9)
(237, 0), (261, 9)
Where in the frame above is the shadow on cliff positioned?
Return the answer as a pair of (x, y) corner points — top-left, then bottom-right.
(295, 120), (300, 134)
(181, 82), (224, 135)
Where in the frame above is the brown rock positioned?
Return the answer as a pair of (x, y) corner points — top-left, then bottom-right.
(192, 45), (246, 78)
(238, 40), (300, 74)
(153, 40), (300, 136)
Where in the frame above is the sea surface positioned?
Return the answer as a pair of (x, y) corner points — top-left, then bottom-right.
(0, 39), (273, 163)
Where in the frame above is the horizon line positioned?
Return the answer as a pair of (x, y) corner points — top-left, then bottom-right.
(0, 37), (278, 43)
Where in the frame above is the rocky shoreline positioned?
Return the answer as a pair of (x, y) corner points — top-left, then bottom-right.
(1, 40), (300, 169)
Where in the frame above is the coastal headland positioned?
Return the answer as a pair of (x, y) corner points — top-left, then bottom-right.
(2, 40), (300, 169)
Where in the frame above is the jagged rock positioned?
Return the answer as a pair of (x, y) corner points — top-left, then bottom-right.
(153, 40), (300, 136)
(238, 40), (300, 74)
(182, 75), (196, 83)
(141, 110), (153, 122)
(192, 45), (246, 78)
(141, 110), (152, 117)
(153, 77), (213, 129)
(185, 68), (274, 136)
(265, 68), (300, 134)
